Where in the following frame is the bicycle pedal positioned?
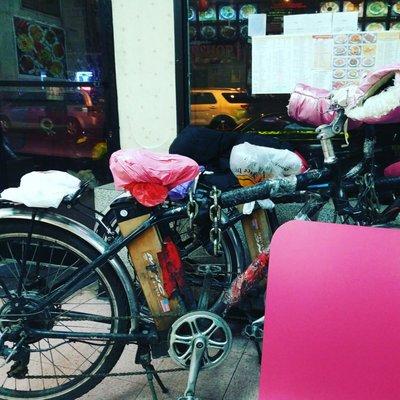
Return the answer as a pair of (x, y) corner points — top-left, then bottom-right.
(197, 265), (222, 275)
(243, 324), (263, 341)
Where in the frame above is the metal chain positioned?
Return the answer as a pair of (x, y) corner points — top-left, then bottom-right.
(186, 189), (198, 233)
(26, 367), (186, 379)
(209, 186), (222, 256)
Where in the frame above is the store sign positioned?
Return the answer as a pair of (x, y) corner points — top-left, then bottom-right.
(75, 71), (93, 82)
(191, 42), (244, 65)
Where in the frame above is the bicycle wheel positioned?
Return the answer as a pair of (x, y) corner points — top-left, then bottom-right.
(95, 208), (245, 310)
(0, 220), (130, 400)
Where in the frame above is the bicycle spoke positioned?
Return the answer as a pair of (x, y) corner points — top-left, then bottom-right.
(46, 339), (60, 386)
(0, 223), (129, 397)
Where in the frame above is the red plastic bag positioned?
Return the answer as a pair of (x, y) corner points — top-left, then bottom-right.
(110, 149), (199, 206)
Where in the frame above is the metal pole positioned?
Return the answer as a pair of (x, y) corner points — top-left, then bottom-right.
(0, 122), (8, 191)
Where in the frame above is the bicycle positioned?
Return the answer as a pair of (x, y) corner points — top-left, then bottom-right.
(1, 108), (400, 400)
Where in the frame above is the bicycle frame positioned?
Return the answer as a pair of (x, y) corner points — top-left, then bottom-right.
(0, 203), (191, 343)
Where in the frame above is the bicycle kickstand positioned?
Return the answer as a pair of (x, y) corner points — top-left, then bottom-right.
(135, 344), (169, 400)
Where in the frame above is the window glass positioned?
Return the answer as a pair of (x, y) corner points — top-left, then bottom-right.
(221, 92), (252, 103)
(191, 92), (217, 104)
(0, 0), (116, 188)
(187, 1), (400, 132)
(21, 0), (61, 17)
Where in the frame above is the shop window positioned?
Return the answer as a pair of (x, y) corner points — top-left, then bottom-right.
(0, 0), (117, 188)
(21, 0), (61, 17)
(185, 0), (400, 132)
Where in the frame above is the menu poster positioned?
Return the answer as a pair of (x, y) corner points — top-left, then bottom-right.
(14, 17), (67, 79)
(248, 14), (267, 36)
(283, 13), (332, 35)
(252, 35), (333, 94)
(332, 32), (377, 89)
(252, 31), (400, 94)
(284, 12), (358, 35)
(332, 11), (358, 33)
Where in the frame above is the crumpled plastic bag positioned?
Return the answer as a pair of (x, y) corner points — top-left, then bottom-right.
(0, 171), (81, 208)
(230, 142), (303, 186)
(242, 199), (275, 215)
(230, 142), (304, 211)
(168, 166), (205, 202)
(110, 149), (199, 207)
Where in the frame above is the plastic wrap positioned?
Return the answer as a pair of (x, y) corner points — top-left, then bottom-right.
(288, 83), (335, 127)
(110, 149), (199, 207)
(0, 171), (80, 208)
(384, 161), (400, 178)
(288, 83), (362, 129)
(291, 64), (400, 127)
(230, 142), (303, 186)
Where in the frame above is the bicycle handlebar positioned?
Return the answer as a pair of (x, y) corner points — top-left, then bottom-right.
(220, 169), (331, 208)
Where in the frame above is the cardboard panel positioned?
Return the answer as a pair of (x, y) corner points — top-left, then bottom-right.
(119, 215), (180, 330)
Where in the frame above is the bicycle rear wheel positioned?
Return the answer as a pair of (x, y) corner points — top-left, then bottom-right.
(96, 208), (245, 311)
(0, 220), (130, 400)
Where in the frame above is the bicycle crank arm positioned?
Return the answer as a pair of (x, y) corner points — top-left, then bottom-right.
(180, 336), (206, 400)
(26, 328), (158, 343)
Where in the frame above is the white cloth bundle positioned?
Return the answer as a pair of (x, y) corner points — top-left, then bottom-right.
(1, 171), (81, 208)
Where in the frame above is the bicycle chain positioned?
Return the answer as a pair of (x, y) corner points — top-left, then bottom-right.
(26, 367), (186, 379)
(209, 186), (222, 256)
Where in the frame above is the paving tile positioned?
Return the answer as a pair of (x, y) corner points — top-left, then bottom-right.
(223, 353), (260, 400)
(78, 376), (145, 399)
(244, 339), (262, 358)
(74, 336), (258, 400)
(135, 348), (243, 400)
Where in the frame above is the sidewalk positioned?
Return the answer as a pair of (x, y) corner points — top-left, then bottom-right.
(79, 333), (260, 400)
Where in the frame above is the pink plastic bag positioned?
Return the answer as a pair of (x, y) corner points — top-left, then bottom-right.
(110, 149), (199, 206)
(287, 83), (335, 127)
(288, 83), (362, 129)
(384, 160), (400, 178)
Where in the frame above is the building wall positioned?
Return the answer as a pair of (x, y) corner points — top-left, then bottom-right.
(112, 0), (177, 152)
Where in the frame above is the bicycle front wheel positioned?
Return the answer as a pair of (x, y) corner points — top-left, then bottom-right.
(0, 220), (130, 400)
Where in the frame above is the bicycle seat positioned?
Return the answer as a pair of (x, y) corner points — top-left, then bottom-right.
(384, 160), (400, 177)
(110, 149), (199, 207)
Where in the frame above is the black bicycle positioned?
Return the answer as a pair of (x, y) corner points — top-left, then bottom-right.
(0, 108), (400, 400)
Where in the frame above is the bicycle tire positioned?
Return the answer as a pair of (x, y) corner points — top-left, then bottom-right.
(0, 219), (130, 400)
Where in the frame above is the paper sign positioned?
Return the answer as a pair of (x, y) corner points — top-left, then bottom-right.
(248, 14), (266, 36)
(332, 12), (358, 33)
(252, 31), (400, 94)
(284, 13), (332, 35)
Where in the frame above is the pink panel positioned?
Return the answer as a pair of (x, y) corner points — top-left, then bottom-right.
(384, 161), (400, 177)
(259, 221), (400, 400)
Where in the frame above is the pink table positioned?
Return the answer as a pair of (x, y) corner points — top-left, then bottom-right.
(259, 221), (400, 400)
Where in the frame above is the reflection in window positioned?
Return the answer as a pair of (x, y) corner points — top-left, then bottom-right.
(21, 0), (61, 17)
(0, 0), (114, 186)
(190, 92), (217, 104)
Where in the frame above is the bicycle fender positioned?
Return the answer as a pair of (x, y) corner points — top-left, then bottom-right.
(0, 207), (138, 332)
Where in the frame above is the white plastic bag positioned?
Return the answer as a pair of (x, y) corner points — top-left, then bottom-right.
(0, 171), (81, 208)
(230, 142), (303, 186)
